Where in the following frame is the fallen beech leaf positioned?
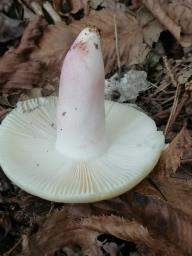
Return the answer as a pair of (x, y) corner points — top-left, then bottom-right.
(156, 179), (192, 216)
(93, 197), (132, 218)
(142, 0), (192, 47)
(26, 205), (99, 255)
(128, 192), (192, 256)
(32, 10), (149, 75)
(133, 179), (164, 201)
(28, 229), (101, 255)
(136, 7), (164, 46)
(152, 127), (192, 178)
(0, 13), (24, 43)
(0, 16), (47, 91)
(27, 211), (161, 255)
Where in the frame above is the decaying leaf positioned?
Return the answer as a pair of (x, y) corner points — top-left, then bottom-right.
(128, 192), (192, 256)
(0, 0), (13, 12)
(155, 179), (192, 216)
(0, 16), (47, 91)
(32, 10), (149, 76)
(89, 0), (126, 11)
(105, 70), (149, 102)
(27, 209), (163, 256)
(53, 0), (88, 16)
(0, 212), (12, 236)
(0, 13), (24, 43)
(102, 242), (123, 256)
(152, 127), (192, 178)
(142, 0), (192, 47)
(136, 7), (164, 47)
(68, 0), (86, 14)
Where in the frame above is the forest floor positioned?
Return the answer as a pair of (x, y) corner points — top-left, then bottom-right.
(0, 0), (192, 255)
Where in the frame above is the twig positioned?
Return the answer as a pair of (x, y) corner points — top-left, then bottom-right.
(163, 56), (177, 87)
(163, 56), (181, 136)
(47, 201), (54, 216)
(161, 95), (175, 105)
(43, 1), (62, 23)
(113, 14), (121, 76)
(21, 0), (44, 15)
(148, 82), (167, 93)
(156, 108), (171, 118)
(3, 238), (22, 256)
(170, 92), (189, 124)
(31, 1), (43, 15)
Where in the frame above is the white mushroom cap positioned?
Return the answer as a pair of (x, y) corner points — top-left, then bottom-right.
(0, 28), (165, 203)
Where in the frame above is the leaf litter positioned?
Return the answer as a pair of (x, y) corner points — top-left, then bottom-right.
(0, 0), (192, 255)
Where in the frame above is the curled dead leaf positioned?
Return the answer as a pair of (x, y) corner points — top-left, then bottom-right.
(27, 210), (162, 256)
(0, 16), (47, 92)
(155, 179), (192, 216)
(152, 127), (192, 179)
(128, 192), (192, 256)
(142, 0), (192, 47)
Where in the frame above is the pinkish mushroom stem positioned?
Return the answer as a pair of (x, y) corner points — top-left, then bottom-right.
(56, 27), (108, 159)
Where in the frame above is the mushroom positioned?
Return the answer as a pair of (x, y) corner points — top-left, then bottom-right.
(0, 27), (165, 203)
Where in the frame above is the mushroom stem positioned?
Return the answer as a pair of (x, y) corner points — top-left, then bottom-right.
(56, 27), (108, 159)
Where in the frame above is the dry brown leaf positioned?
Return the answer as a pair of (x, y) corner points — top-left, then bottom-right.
(0, 16), (47, 92)
(127, 192), (192, 256)
(133, 179), (164, 200)
(89, 0), (126, 11)
(32, 10), (149, 76)
(69, 0), (86, 14)
(152, 127), (192, 178)
(26, 205), (99, 255)
(142, 0), (192, 47)
(27, 210), (163, 256)
(155, 179), (192, 216)
(0, 13), (24, 43)
(136, 7), (164, 46)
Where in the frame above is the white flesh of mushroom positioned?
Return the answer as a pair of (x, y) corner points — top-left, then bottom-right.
(0, 28), (165, 203)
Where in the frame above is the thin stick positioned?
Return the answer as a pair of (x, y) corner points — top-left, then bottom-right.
(43, 1), (62, 23)
(21, 0), (44, 15)
(163, 56), (181, 136)
(169, 92), (189, 125)
(163, 56), (177, 87)
(3, 238), (22, 256)
(113, 14), (121, 76)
